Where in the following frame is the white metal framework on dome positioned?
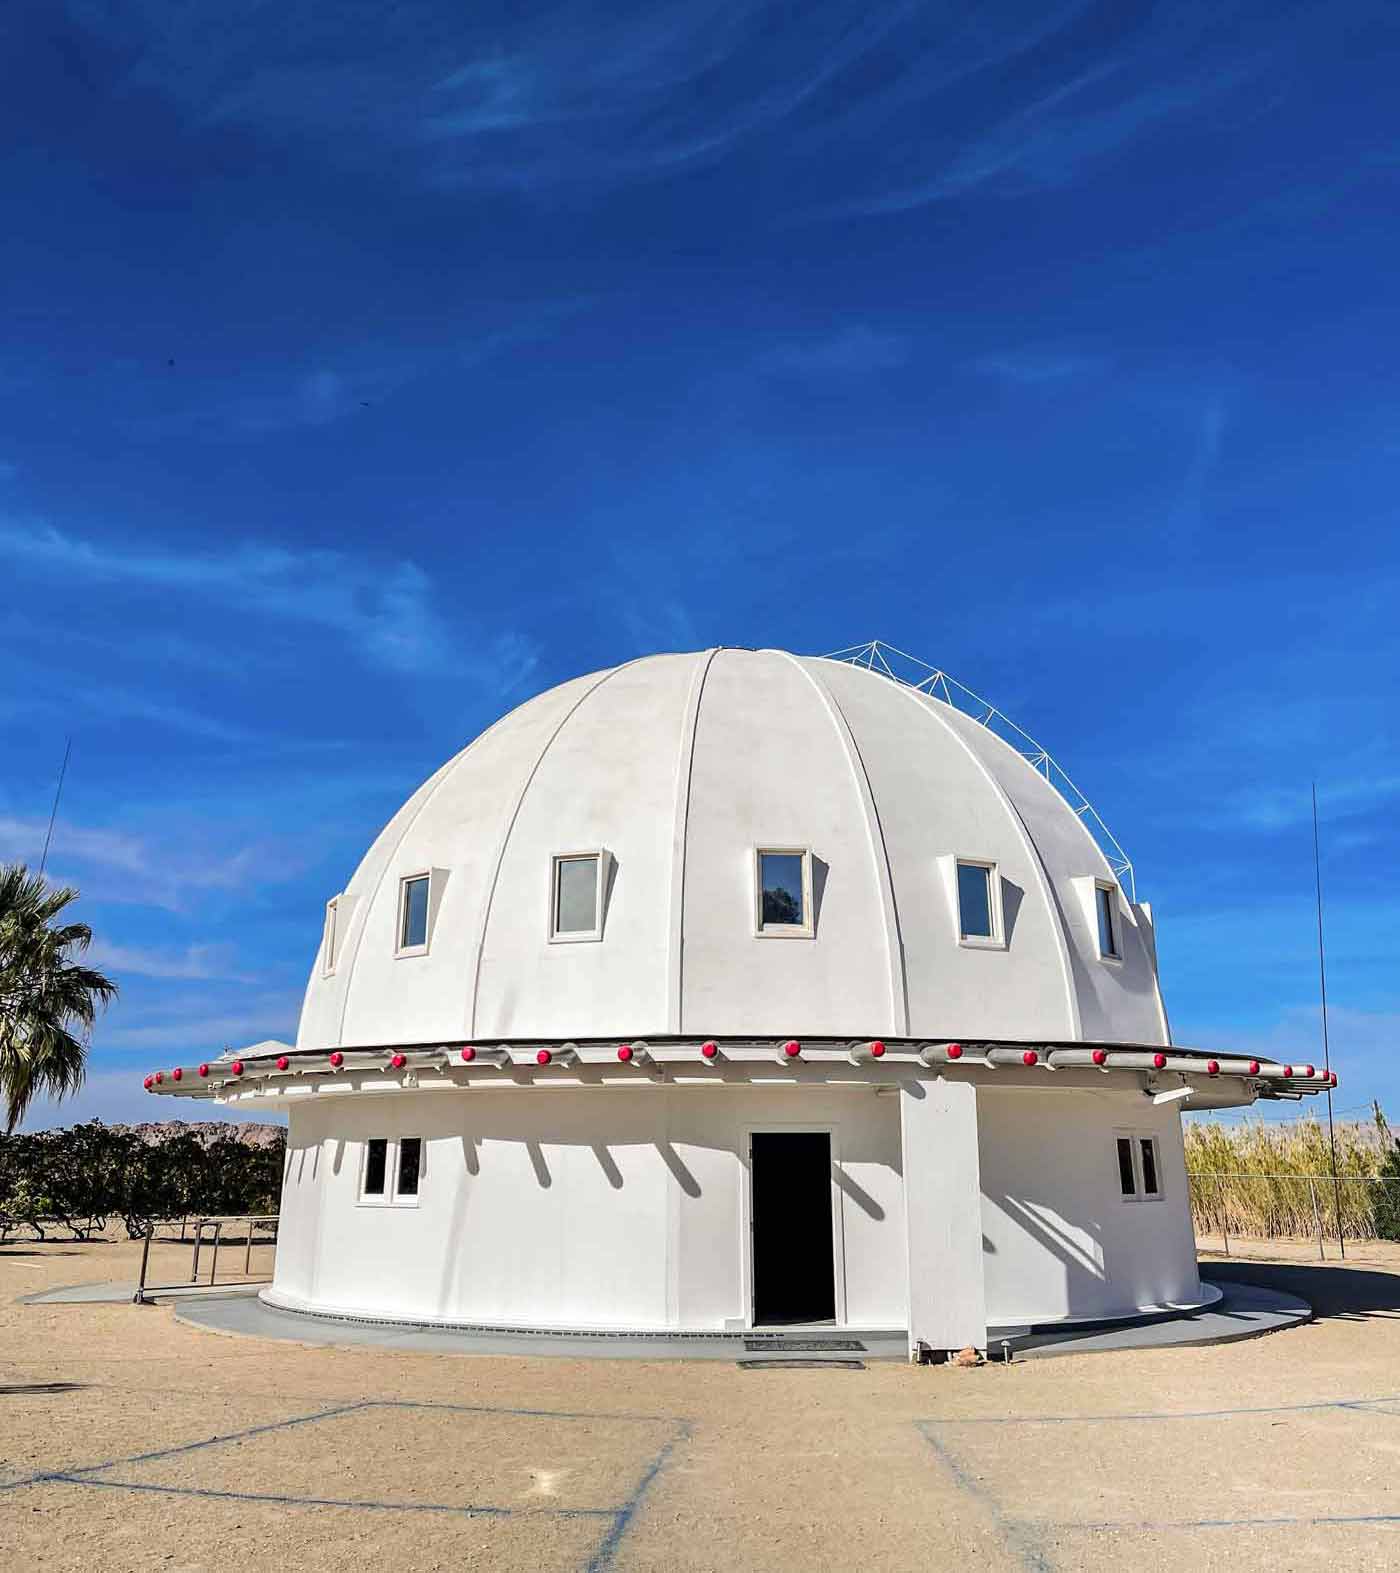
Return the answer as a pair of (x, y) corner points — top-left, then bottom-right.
(821, 640), (1136, 900)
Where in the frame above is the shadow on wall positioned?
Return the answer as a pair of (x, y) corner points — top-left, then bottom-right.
(984, 1188), (1108, 1317)
(833, 1164), (884, 1221)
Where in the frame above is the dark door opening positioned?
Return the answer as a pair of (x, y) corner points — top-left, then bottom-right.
(750, 1131), (836, 1325)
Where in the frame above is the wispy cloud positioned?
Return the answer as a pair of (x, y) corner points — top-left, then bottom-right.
(66, 2), (1294, 218)
(18, 1068), (287, 1132)
(761, 325), (910, 377)
(88, 941), (256, 982)
(94, 990), (302, 1053)
(138, 316), (575, 439)
(0, 519), (537, 684)
(0, 813), (291, 911)
(1207, 776), (1400, 835)
(1171, 392), (1229, 532)
(973, 348), (1111, 386)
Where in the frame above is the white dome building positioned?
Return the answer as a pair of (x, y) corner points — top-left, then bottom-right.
(148, 644), (1330, 1356)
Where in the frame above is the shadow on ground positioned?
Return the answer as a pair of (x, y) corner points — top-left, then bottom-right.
(1201, 1258), (1400, 1320)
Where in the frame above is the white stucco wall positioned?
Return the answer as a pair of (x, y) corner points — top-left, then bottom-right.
(977, 1085), (1202, 1327)
(269, 1086), (907, 1331)
(270, 1079), (1204, 1333)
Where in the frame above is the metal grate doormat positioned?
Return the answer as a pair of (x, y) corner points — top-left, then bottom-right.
(738, 1358), (866, 1370)
(742, 1338), (866, 1352)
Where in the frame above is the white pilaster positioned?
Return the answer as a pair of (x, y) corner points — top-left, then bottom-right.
(900, 1076), (986, 1359)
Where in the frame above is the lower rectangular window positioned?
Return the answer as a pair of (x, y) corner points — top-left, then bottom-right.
(1116, 1132), (1162, 1201)
(397, 1137), (422, 1198)
(359, 1136), (424, 1205)
(363, 1138), (388, 1198)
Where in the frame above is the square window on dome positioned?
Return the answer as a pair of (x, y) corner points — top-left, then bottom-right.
(953, 858), (1004, 947)
(550, 852), (609, 942)
(396, 873), (431, 955)
(755, 849), (814, 936)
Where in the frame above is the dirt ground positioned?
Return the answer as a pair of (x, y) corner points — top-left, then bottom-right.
(4, 1236), (1400, 1572)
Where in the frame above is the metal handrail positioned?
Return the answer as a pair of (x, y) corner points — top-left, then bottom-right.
(133, 1213), (279, 1304)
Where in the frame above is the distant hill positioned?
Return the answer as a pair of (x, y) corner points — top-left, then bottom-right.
(93, 1120), (285, 1150)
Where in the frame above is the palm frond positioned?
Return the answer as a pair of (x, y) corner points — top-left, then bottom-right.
(0, 862), (117, 1132)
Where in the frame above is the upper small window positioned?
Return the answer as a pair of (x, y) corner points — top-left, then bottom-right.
(398, 874), (430, 953)
(551, 853), (606, 942)
(756, 849), (813, 936)
(956, 860), (999, 943)
(1096, 883), (1119, 959)
(322, 898), (339, 976)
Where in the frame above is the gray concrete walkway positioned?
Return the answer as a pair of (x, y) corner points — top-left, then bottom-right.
(160, 1277), (1310, 1361)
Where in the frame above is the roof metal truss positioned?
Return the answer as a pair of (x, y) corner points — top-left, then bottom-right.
(822, 639), (1136, 900)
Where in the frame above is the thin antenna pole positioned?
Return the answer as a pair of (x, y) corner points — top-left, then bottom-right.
(1313, 782), (1345, 1260)
(37, 738), (72, 878)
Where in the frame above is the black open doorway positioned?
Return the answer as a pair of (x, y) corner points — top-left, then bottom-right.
(750, 1131), (836, 1325)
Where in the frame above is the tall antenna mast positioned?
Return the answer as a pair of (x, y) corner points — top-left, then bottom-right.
(1313, 782), (1344, 1260)
(38, 737), (72, 878)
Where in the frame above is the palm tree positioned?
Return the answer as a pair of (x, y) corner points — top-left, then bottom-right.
(0, 864), (117, 1132)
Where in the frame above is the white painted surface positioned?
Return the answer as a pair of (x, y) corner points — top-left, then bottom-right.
(901, 1078), (986, 1356)
(269, 1079), (1203, 1334)
(297, 649), (1169, 1052)
(263, 646), (1202, 1338)
(978, 1085), (1202, 1325)
(270, 1086), (907, 1330)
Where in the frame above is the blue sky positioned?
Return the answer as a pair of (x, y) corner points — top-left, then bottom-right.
(2, 2), (1396, 1129)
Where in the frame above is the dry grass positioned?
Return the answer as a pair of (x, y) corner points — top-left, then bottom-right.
(1186, 1113), (1400, 1240)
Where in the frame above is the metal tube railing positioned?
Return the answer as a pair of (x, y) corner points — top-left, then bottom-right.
(133, 1214), (279, 1304)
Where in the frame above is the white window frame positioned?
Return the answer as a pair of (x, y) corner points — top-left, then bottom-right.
(395, 871), (432, 958)
(954, 857), (1005, 949)
(1115, 1129), (1162, 1203)
(548, 850), (611, 943)
(753, 847), (815, 939)
(357, 1135), (424, 1208)
(1095, 880), (1121, 962)
(322, 897), (339, 976)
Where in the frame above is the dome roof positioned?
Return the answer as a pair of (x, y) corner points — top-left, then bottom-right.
(297, 648), (1169, 1052)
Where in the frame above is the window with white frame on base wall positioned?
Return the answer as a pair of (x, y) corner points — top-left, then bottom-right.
(755, 848), (814, 936)
(1116, 1132), (1162, 1201)
(955, 858), (1003, 946)
(550, 851), (609, 942)
(358, 1137), (424, 1206)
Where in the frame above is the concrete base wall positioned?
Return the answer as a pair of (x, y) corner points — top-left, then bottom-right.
(273, 1085), (906, 1330)
(978, 1085), (1202, 1325)
(271, 1082), (1203, 1333)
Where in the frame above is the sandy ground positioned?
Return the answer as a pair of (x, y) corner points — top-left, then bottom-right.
(4, 1237), (1400, 1571)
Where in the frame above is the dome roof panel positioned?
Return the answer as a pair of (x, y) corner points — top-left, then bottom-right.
(295, 647), (1169, 1050)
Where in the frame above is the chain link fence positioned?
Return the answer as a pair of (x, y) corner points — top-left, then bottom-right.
(1189, 1172), (1400, 1254)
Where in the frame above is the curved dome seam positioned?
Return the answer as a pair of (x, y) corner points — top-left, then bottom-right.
(878, 673), (1083, 1039)
(331, 704), (520, 1043)
(466, 657), (646, 1038)
(778, 651), (909, 1037)
(668, 648), (722, 1035)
